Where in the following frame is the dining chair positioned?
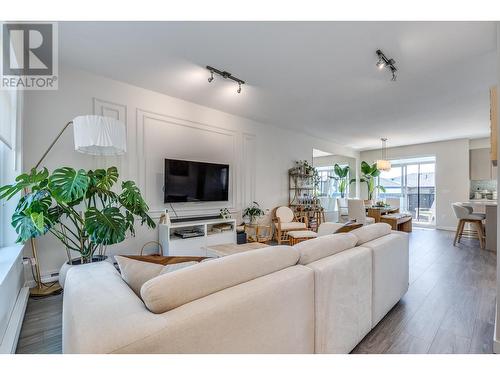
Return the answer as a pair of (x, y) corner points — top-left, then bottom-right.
(451, 202), (485, 249)
(336, 197), (349, 222)
(385, 198), (400, 209)
(348, 199), (375, 225)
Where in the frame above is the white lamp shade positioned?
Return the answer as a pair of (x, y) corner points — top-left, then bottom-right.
(73, 115), (127, 156)
(376, 159), (391, 171)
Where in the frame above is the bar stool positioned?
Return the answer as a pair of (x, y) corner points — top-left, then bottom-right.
(452, 202), (485, 249)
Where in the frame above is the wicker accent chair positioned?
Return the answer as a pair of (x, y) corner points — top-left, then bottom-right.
(272, 206), (308, 244)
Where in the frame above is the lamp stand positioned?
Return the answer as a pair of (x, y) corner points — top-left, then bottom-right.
(27, 121), (72, 297)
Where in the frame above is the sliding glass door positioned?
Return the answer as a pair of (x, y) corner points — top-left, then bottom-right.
(379, 157), (436, 225)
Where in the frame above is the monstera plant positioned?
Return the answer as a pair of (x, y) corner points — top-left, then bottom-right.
(350, 161), (386, 201)
(0, 166), (155, 263)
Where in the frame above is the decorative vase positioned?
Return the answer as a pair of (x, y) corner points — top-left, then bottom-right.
(58, 255), (108, 288)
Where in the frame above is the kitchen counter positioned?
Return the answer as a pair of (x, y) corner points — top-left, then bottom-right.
(464, 200), (497, 252)
(466, 199), (497, 206)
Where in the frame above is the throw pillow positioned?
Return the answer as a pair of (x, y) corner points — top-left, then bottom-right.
(115, 256), (199, 296)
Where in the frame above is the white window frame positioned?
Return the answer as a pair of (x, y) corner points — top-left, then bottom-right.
(0, 89), (22, 248)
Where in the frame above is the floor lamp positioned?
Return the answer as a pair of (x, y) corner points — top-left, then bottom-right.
(29, 115), (127, 296)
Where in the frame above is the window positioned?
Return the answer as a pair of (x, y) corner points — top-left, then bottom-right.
(378, 156), (436, 225)
(316, 165), (349, 198)
(0, 90), (21, 247)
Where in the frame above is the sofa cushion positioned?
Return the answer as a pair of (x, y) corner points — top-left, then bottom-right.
(294, 233), (358, 265)
(280, 222), (307, 230)
(360, 232), (409, 326)
(141, 245), (299, 314)
(350, 222), (392, 245)
(317, 222), (345, 236)
(306, 246), (372, 353)
(115, 256), (198, 296)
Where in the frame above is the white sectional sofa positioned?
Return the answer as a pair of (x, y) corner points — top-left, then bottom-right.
(62, 223), (409, 354)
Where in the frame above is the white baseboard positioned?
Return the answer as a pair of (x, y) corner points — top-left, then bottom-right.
(0, 286), (29, 354)
(25, 274), (59, 288)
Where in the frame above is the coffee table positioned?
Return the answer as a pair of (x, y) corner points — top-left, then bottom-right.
(206, 242), (270, 257)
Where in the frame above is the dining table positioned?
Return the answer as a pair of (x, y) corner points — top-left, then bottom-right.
(366, 205), (400, 223)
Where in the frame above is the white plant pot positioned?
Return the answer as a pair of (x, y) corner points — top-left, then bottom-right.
(58, 255), (108, 288)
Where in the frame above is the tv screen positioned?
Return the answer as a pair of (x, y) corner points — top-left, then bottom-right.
(164, 159), (229, 203)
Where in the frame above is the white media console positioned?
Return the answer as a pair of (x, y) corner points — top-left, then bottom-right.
(159, 217), (237, 257)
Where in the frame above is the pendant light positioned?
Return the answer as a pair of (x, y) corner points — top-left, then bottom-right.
(376, 138), (391, 171)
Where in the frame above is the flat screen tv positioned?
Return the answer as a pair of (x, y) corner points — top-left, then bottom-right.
(164, 159), (229, 203)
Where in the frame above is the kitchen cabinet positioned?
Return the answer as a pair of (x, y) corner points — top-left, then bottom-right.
(470, 148), (494, 180)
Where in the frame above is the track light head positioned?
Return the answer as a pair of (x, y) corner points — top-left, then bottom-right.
(206, 65), (245, 95)
(375, 49), (398, 81)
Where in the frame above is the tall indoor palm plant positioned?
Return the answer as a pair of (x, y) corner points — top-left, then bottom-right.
(331, 164), (350, 198)
(0, 166), (155, 263)
(350, 161), (386, 200)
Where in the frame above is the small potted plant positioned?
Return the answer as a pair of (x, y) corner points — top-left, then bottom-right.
(242, 201), (265, 224)
(219, 208), (231, 219)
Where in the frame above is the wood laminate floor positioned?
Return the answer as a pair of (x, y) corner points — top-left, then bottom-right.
(15, 228), (497, 354)
(353, 228), (497, 354)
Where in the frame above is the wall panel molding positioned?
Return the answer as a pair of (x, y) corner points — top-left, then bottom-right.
(242, 133), (256, 208)
(92, 98), (128, 179)
(136, 108), (241, 216)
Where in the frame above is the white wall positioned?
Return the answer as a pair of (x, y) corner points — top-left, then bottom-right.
(22, 66), (359, 279)
(469, 137), (490, 150)
(360, 138), (470, 230)
(495, 22), (500, 355)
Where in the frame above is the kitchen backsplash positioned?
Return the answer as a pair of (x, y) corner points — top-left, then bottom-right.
(470, 179), (497, 198)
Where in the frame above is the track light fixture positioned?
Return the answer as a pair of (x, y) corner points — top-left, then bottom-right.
(206, 65), (245, 94)
(375, 49), (398, 81)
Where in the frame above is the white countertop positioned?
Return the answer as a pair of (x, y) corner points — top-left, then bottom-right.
(465, 199), (497, 206)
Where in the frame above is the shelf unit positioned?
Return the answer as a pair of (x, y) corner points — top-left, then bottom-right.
(288, 170), (324, 231)
(159, 218), (236, 257)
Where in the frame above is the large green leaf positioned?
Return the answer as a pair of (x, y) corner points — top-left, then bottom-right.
(0, 168), (49, 201)
(360, 161), (372, 175)
(12, 211), (40, 243)
(334, 164), (342, 178)
(84, 207), (126, 245)
(124, 211), (135, 236)
(119, 181), (147, 213)
(90, 167), (119, 190)
(119, 181), (156, 229)
(86, 168), (118, 203)
(48, 167), (89, 203)
(11, 190), (53, 242)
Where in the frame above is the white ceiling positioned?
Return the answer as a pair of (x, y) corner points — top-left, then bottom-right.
(59, 21), (497, 150)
